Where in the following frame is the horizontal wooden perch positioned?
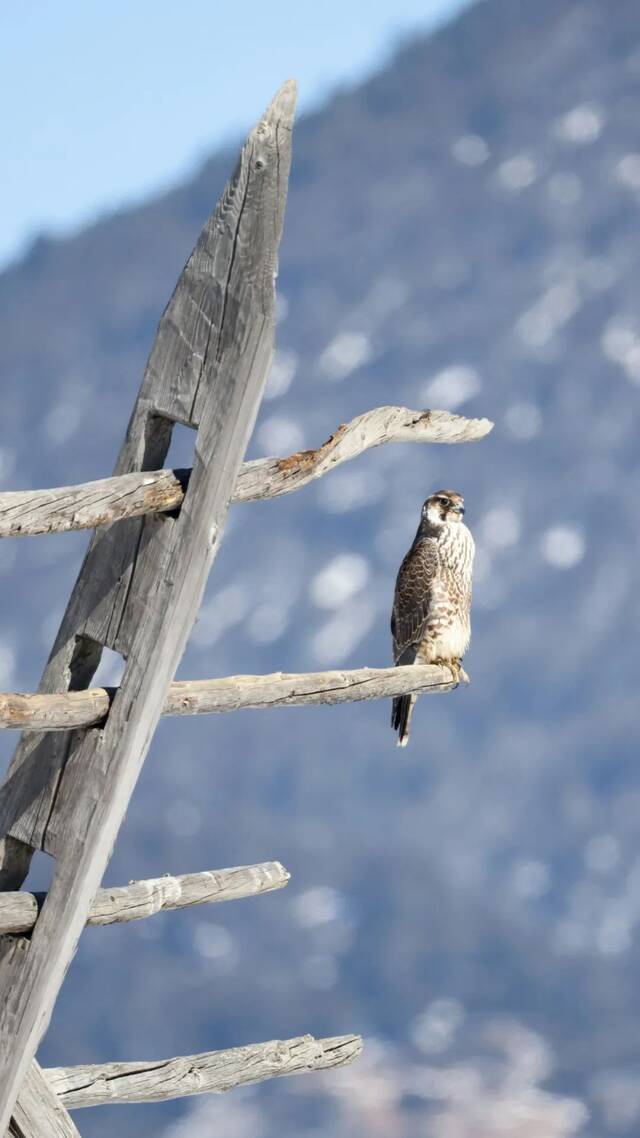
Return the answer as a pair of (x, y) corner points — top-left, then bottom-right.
(45, 1034), (363, 1108)
(0, 664), (457, 731)
(0, 862), (289, 935)
(0, 407), (492, 538)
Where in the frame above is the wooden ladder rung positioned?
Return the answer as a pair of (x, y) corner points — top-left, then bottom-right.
(45, 1034), (363, 1108)
(0, 861), (290, 935)
(0, 406), (492, 538)
(0, 663), (458, 731)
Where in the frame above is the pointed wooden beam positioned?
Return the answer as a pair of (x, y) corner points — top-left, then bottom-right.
(0, 664), (457, 731)
(0, 861), (289, 935)
(45, 1034), (363, 1108)
(7, 1062), (80, 1138)
(0, 407), (492, 538)
(0, 80), (297, 1132)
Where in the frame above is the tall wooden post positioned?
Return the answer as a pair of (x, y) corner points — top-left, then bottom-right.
(0, 81), (296, 1129)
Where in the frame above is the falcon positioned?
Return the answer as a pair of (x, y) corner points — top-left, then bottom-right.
(390, 489), (474, 747)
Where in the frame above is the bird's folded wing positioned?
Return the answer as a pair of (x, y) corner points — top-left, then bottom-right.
(391, 539), (438, 662)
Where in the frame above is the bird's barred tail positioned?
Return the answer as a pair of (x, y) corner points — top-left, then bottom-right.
(391, 693), (415, 748)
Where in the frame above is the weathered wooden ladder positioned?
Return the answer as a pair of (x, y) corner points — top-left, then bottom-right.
(0, 82), (492, 1134)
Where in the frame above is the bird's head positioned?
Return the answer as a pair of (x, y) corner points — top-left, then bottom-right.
(422, 489), (466, 528)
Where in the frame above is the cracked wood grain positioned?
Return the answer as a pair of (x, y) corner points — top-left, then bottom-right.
(0, 407), (492, 537)
(0, 664), (457, 731)
(0, 861), (290, 935)
(45, 1034), (363, 1107)
(7, 1062), (79, 1138)
(0, 80), (296, 1132)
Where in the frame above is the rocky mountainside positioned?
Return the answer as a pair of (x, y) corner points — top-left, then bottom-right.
(2, 0), (640, 1134)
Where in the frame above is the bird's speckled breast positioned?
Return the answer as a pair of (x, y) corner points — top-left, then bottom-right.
(418, 523), (474, 663)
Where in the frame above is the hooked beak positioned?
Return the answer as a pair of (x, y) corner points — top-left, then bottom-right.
(451, 503), (465, 515)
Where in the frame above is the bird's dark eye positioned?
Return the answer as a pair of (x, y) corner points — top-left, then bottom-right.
(438, 497), (449, 506)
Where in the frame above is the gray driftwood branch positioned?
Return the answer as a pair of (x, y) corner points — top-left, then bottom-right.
(45, 1034), (363, 1108)
(0, 407), (492, 537)
(0, 664), (457, 732)
(0, 861), (289, 935)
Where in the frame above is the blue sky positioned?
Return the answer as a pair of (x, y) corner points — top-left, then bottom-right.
(1, 0), (472, 271)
